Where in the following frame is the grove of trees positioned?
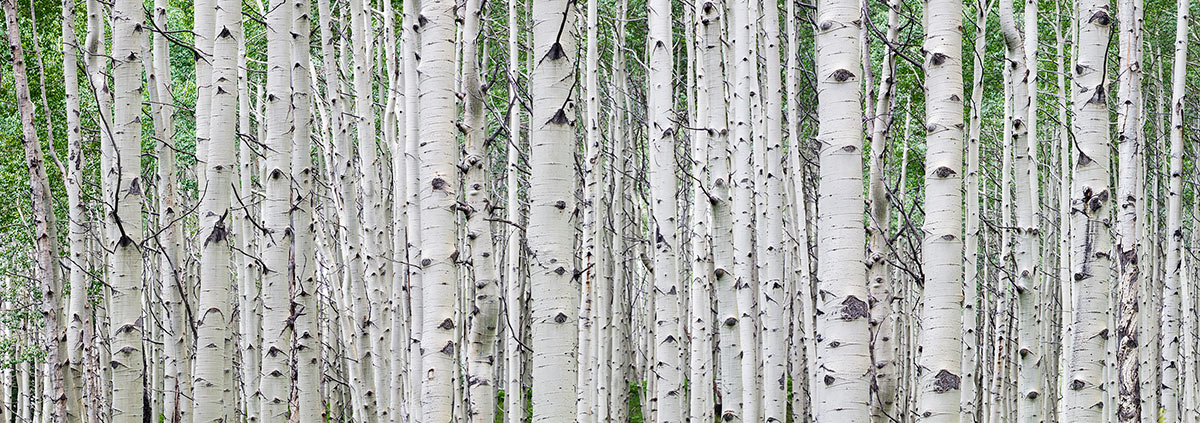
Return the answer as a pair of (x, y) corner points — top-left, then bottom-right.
(0, 0), (1198, 419)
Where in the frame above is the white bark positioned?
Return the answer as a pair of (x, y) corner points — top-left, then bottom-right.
(416, 0), (460, 418)
(194, 0), (238, 420)
(647, 0), (681, 419)
(61, 0), (92, 419)
(529, 0), (580, 419)
(504, 0), (524, 419)
(260, 0), (293, 417)
(291, 0), (319, 419)
(1064, 0), (1112, 418)
(813, 0), (871, 418)
(107, 0), (147, 418)
(918, 0), (965, 419)
(1161, 0), (1188, 419)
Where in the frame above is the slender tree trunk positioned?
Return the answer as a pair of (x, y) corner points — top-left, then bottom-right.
(260, 0), (294, 417)
(608, 2), (631, 417)
(813, 0), (870, 417)
(529, 0), (579, 419)
(690, 2), (723, 421)
(348, 3), (388, 417)
(1113, 0), (1142, 417)
(106, 0), (148, 418)
(3, 2), (64, 421)
(865, 0), (900, 419)
(194, 0), (239, 418)
(460, 0), (500, 419)
(504, 0), (525, 419)
(647, 0), (681, 418)
(999, 1), (1044, 420)
(963, 1), (990, 421)
(236, 37), (262, 423)
(1064, 0), (1113, 418)
(416, 0), (461, 417)
(402, 0), (425, 416)
(918, 0), (965, 418)
(291, 0), (319, 419)
(61, 0), (93, 419)
(1161, 0), (1188, 419)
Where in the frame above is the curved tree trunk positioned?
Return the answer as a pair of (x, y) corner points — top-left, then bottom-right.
(3, 3), (64, 421)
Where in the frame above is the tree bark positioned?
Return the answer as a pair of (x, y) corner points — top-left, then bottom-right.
(1064, 0), (1112, 418)
(813, 0), (871, 418)
(3, 2), (64, 421)
(918, 0), (965, 418)
(529, 0), (580, 419)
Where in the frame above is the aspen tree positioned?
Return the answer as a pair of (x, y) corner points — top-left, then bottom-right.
(1064, 0), (1112, 416)
(61, 0), (91, 418)
(460, 0), (500, 418)
(609, 2), (632, 417)
(1113, 0), (1142, 417)
(82, 0), (115, 415)
(755, 0), (787, 418)
(193, 0), (239, 419)
(259, 0), (294, 416)
(291, 0), (320, 418)
(504, 0), (525, 418)
(401, 0), (424, 416)
(730, 0), (759, 418)
(813, 0), (871, 418)
(1055, 6), (1073, 420)
(689, 1), (723, 421)
(3, 2), (64, 421)
(236, 39), (262, 423)
(147, 0), (185, 413)
(349, 2), (389, 414)
(866, 0), (901, 418)
(1161, 0), (1188, 418)
(383, 1), (408, 419)
(584, 0), (613, 417)
(963, 1), (990, 421)
(999, 0), (1044, 419)
(784, 1), (817, 418)
(105, 0), (148, 417)
(918, 0), (965, 418)
(195, 0), (214, 186)
(714, 2), (743, 420)
(646, 0), (682, 417)
(416, 0), (461, 417)
(529, 0), (580, 418)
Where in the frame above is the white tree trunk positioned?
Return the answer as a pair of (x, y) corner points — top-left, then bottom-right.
(416, 0), (461, 418)
(107, 0), (147, 418)
(647, 0), (681, 419)
(1161, 0), (1188, 419)
(260, 0), (294, 417)
(61, 0), (92, 419)
(813, 0), (871, 418)
(529, 0), (579, 419)
(194, 0), (239, 419)
(504, 0), (525, 420)
(1064, 0), (1112, 418)
(918, 0), (965, 419)
(291, 0), (319, 419)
